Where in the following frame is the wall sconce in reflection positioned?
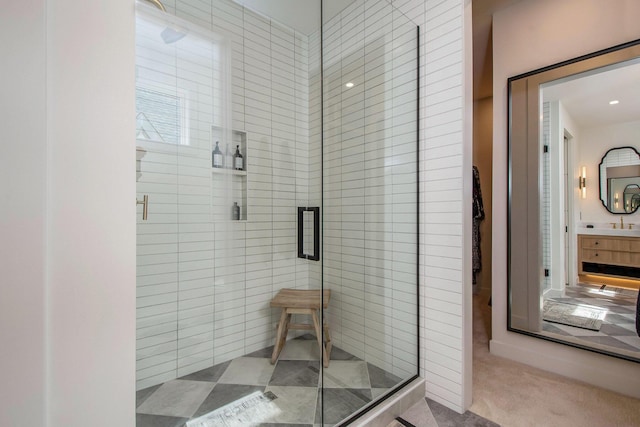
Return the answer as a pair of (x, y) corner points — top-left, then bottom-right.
(615, 192), (619, 208)
(579, 166), (587, 199)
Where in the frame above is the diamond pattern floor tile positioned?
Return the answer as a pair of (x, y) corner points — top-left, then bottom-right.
(217, 357), (276, 385)
(136, 380), (215, 418)
(322, 361), (370, 389)
(269, 360), (320, 387)
(543, 284), (640, 357)
(136, 340), (412, 426)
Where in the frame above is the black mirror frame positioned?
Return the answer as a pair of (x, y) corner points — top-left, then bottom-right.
(507, 38), (640, 364)
(598, 146), (640, 214)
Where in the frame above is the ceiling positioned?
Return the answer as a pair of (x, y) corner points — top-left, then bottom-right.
(543, 59), (640, 128)
(233, 0), (346, 35)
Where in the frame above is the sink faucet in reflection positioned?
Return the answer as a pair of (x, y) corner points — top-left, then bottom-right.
(621, 216), (624, 229)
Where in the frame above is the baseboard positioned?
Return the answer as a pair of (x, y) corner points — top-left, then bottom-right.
(348, 378), (425, 427)
(490, 337), (640, 399)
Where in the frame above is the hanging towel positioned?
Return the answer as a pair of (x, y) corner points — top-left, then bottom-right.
(473, 166), (485, 286)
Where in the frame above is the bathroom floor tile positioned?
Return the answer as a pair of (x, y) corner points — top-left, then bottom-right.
(258, 423), (312, 427)
(399, 398), (439, 427)
(579, 335), (640, 352)
(136, 413), (188, 427)
(604, 305), (635, 315)
(599, 323), (638, 336)
(279, 339), (321, 361)
(543, 284), (640, 358)
(217, 357), (276, 385)
(322, 360), (370, 389)
(192, 383), (265, 418)
(262, 386), (319, 425)
(245, 345), (275, 358)
(178, 360), (231, 383)
(367, 362), (402, 389)
(188, 387), (278, 426)
(315, 388), (372, 425)
(328, 345), (361, 361)
(136, 342), (409, 426)
(136, 384), (162, 408)
(269, 360), (320, 387)
(371, 388), (389, 399)
(136, 379), (215, 418)
(426, 397), (499, 427)
(611, 335), (640, 350)
(542, 322), (572, 336)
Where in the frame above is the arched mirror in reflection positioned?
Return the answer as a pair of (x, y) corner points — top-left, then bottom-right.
(508, 39), (640, 363)
(626, 185), (640, 213)
(599, 146), (640, 214)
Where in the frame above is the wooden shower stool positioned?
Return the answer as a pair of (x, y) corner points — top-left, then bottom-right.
(270, 289), (332, 368)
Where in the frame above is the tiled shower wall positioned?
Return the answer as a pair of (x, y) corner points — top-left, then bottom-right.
(136, 0), (314, 390)
(319, 0), (419, 380)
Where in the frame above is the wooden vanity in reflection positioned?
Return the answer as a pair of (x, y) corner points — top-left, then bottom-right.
(578, 234), (640, 289)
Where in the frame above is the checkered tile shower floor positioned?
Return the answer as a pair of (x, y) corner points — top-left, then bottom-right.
(136, 335), (403, 427)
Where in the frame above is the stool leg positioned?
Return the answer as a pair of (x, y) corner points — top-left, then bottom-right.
(323, 321), (332, 360)
(271, 309), (289, 364)
(311, 310), (329, 368)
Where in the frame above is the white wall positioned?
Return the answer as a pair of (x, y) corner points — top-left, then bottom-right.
(2, 0), (136, 424)
(0, 1), (47, 425)
(47, 0), (137, 424)
(425, 0), (473, 412)
(493, 0), (640, 398)
(392, 0), (472, 413)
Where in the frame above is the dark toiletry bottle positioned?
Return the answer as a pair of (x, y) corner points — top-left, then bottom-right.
(234, 145), (244, 171)
(212, 141), (223, 168)
(232, 202), (240, 220)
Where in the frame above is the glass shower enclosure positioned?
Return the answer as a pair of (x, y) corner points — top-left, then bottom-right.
(135, 1), (418, 425)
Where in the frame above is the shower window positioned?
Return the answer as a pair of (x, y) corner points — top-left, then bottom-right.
(136, 86), (188, 145)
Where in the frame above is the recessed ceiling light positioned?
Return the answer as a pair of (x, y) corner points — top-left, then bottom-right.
(345, 82), (354, 88)
(609, 100), (619, 105)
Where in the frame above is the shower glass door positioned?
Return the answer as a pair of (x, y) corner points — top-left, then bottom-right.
(320, 0), (419, 424)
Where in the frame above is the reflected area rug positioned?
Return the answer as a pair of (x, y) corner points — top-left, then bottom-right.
(542, 300), (607, 331)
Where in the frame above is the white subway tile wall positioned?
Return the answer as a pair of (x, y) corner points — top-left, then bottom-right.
(417, 0), (467, 411)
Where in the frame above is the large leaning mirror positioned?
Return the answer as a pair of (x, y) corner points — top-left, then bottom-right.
(508, 39), (640, 363)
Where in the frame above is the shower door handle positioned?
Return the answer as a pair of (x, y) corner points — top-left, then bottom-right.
(137, 195), (149, 220)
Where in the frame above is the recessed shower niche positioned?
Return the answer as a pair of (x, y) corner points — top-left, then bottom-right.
(211, 127), (248, 221)
(134, 0), (419, 425)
